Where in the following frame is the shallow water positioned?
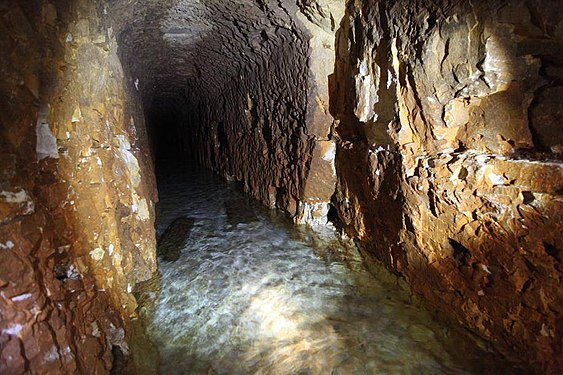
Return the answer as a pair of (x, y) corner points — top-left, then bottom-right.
(135, 166), (521, 375)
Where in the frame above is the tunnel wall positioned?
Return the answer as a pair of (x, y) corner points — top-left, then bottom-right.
(142, 0), (345, 226)
(187, 27), (315, 217)
(330, 0), (562, 372)
(2, 0), (562, 373)
(0, 0), (157, 372)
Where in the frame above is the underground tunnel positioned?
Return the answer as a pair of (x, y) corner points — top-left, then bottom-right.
(1, 0), (562, 374)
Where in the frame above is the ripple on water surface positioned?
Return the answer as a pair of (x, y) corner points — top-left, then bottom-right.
(134, 167), (523, 375)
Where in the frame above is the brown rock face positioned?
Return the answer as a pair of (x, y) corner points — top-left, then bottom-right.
(1, 0), (561, 373)
(1, 0), (343, 372)
(115, 0), (343, 226)
(330, 0), (562, 372)
(1, 0), (156, 373)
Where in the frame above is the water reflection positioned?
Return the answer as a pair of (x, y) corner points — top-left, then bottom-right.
(133, 166), (523, 374)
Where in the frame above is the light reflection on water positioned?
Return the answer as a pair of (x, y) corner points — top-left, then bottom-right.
(135, 167), (521, 375)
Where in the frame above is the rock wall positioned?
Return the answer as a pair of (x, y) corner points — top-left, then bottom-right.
(0, 0), (157, 373)
(330, 0), (562, 372)
(115, 0), (343, 226)
(185, 16), (314, 217)
(2, 0), (562, 373)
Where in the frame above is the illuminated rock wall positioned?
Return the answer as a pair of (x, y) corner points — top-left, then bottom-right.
(116, 0), (344, 226)
(330, 0), (562, 372)
(1, 0), (561, 373)
(0, 1), (157, 372)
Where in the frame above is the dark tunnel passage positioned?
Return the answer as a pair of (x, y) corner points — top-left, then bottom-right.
(116, 0), (317, 213)
(1, 0), (562, 373)
(147, 98), (188, 164)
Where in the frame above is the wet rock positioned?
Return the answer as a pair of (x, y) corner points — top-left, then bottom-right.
(158, 217), (195, 261)
(2, 0), (561, 373)
(1, 0), (157, 373)
(115, 0), (342, 226)
(225, 199), (258, 225)
(330, 0), (563, 372)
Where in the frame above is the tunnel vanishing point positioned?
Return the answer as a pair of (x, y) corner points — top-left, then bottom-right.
(1, 0), (562, 373)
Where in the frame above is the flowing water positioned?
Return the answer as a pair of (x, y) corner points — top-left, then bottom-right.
(133, 166), (522, 375)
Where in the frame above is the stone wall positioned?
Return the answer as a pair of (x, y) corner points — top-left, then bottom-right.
(1, 0), (562, 373)
(116, 0), (344, 226)
(185, 18), (313, 217)
(330, 0), (562, 372)
(0, 0), (157, 372)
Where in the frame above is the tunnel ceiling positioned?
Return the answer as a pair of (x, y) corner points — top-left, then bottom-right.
(111, 0), (326, 105)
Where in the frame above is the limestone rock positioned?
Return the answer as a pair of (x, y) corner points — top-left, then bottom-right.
(330, 0), (563, 372)
(157, 217), (194, 261)
(2, 0), (561, 373)
(1, 0), (157, 373)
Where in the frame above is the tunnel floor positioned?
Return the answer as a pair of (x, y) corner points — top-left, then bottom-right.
(132, 165), (524, 374)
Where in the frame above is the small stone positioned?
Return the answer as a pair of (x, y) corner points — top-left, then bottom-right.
(89, 248), (105, 261)
(158, 217), (195, 262)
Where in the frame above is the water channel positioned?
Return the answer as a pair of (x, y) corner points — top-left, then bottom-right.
(132, 166), (523, 375)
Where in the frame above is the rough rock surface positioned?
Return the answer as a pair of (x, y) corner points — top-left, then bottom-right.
(157, 217), (194, 261)
(115, 0), (343, 225)
(1, 0), (157, 373)
(330, 0), (562, 372)
(1, 0), (562, 373)
(0, 1), (343, 372)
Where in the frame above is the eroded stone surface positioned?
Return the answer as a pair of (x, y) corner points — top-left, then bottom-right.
(1, 0), (157, 373)
(115, 0), (342, 225)
(2, 0), (562, 373)
(1, 1), (343, 372)
(330, 0), (562, 372)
